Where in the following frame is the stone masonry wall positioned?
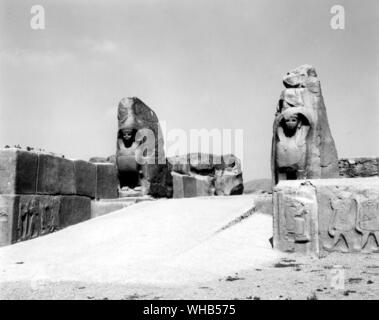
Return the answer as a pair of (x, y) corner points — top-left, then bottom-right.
(0, 148), (119, 246)
(339, 157), (379, 178)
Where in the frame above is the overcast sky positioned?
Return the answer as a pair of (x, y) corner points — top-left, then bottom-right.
(0, 0), (378, 180)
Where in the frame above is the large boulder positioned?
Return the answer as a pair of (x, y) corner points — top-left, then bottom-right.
(169, 153), (243, 198)
(271, 65), (339, 186)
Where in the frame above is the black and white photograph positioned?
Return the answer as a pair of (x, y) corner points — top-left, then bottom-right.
(0, 0), (378, 307)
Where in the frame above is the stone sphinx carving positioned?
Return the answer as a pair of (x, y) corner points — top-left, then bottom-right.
(116, 97), (172, 198)
(271, 65), (339, 185)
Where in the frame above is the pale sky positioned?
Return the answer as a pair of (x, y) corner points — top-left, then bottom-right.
(0, 0), (378, 180)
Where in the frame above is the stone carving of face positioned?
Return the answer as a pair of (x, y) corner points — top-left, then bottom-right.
(119, 127), (138, 148)
(284, 115), (299, 130)
(121, 128), (135, 141)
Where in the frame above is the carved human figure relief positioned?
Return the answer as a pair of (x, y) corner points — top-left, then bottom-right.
(355, 197), (379, 251)
(326, 196), (360, 251)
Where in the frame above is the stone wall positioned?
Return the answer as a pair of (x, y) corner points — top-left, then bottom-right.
(273, 177), (379, 256)
(169, 153), (244, 198)
(0, 148), (118, 246)
(339, 157), (379, 178)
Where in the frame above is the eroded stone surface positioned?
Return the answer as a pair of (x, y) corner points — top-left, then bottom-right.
(274, 178), (379, 256)
(95, 163), (119, 199)
(0, 149), (38, 194)
(116, 97), (172, 198)
(37, 153), (76, 195)
(169, 153), (243, 198)
(339, 157), (379, 178)
(74, 160), (96, 198)
(271, 65), (339, 186)
(0, 195), (91, 246)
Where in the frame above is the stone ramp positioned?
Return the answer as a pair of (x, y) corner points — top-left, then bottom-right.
(0, 195), (281, 286)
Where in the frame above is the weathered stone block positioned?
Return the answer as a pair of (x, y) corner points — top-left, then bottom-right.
(273, 181), (319, 254)
(17, 195), (61, 242)
(36, 153), (76, 195)
(172, 173), (214, 198)
(339, 157), (379, 178)
(274, 177), (379, 256)
(0, 195), (19, 246)
(140, 163), (173, 198)
(0, 149), (38, 194)
(95, 163), (118, 199)
(169, 153), (243, 197)
(58, 195), (91, 228)
(215, 171), (244, 195)
(74, 160), (96, 198)
(0, 194), (91, 246)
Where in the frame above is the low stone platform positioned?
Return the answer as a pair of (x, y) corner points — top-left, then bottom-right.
(273, 177), (379, 256)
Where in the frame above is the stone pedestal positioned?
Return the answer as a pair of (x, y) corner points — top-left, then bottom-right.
(274, 177), (379, 256)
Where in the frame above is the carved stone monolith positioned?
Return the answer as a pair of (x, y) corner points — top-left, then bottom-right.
(116, 97), (172, 198)
(271, 65), (339, 185)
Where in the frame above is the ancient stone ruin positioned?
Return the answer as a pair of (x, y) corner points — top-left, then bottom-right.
(274, 178), (379, 256)
(0, 148), (119, 246)
(169, 153), (244, 198)
(272, 65), (379, 257)
(339, 157), (379, 178)
(271, 64), (339, 185)
(2, 64), (378, 261)
(116, 97), (172, 198)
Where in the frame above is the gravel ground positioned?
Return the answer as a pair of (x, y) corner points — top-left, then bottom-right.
(1, 252), (378, 300)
